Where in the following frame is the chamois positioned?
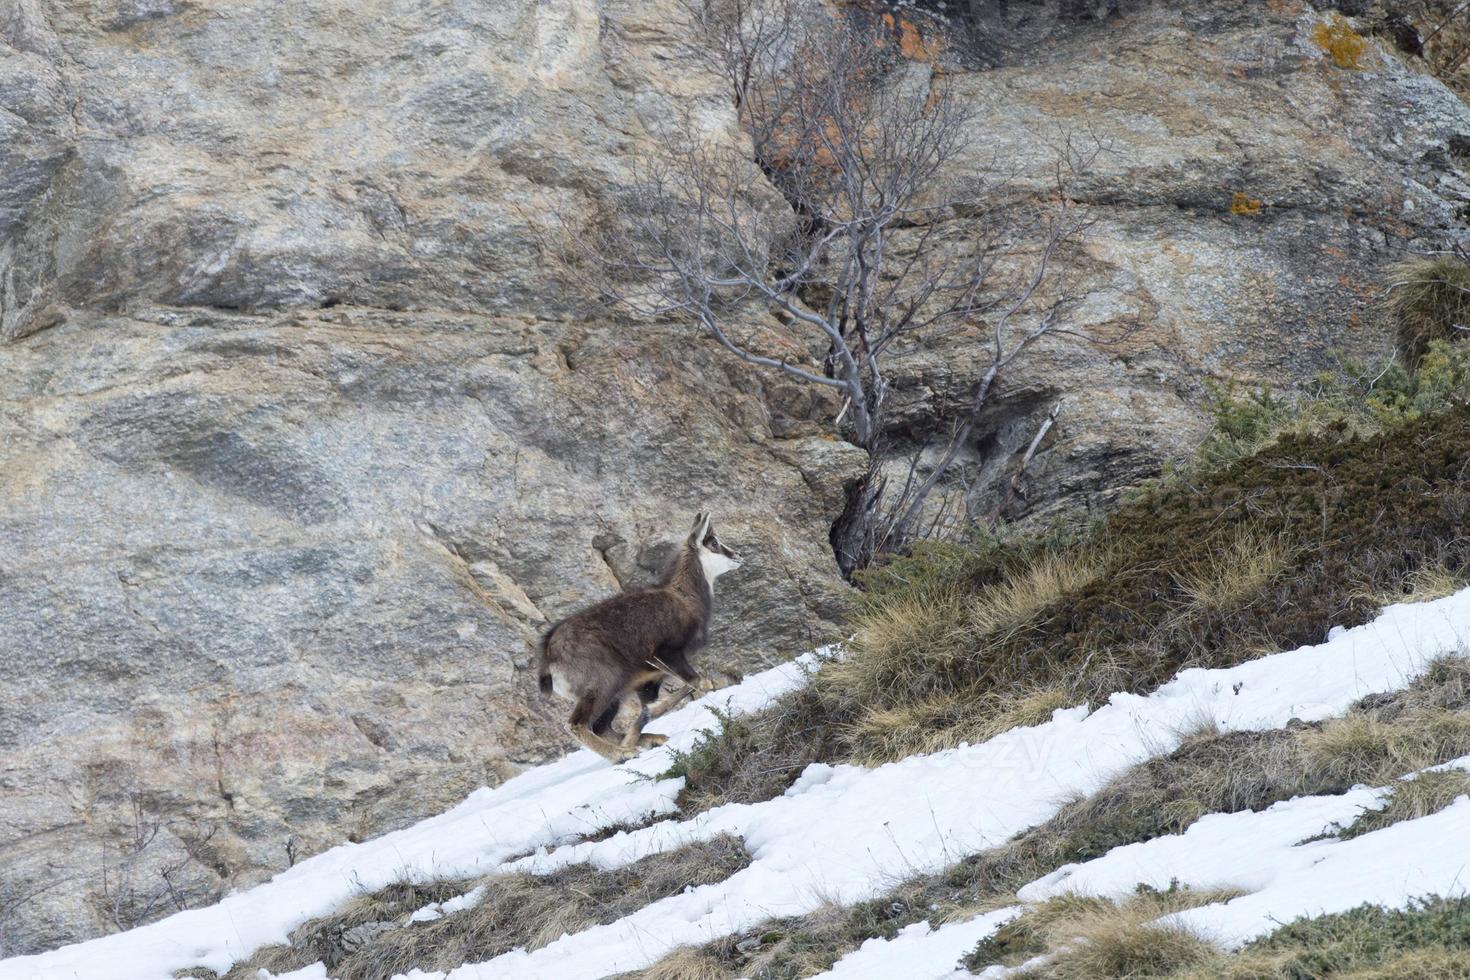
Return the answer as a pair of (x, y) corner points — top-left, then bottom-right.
(537, 513), (742, 762)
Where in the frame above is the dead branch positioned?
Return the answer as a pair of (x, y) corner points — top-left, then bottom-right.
(567, 1), (1101, 573)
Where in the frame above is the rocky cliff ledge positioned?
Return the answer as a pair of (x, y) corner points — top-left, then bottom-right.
(3, 0), (1469, 954)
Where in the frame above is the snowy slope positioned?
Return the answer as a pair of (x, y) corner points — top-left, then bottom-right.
(824, 758), (1470, 979)
(0, 658), (816, 980)
(420, 586), (1470, 979)
(7, 588), (1470, 980)
(1023, 755), (1470, 947)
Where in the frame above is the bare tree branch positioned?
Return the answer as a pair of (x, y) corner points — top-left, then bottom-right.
(564, 1), (1104, 573)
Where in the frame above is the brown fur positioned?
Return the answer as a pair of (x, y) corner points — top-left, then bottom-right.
(538, 513), (740, 762)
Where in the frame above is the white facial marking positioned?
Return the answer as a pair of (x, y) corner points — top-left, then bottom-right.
(699, 548), (741, 584)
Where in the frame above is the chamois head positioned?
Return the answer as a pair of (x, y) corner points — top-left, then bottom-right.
(687, 512), (742, 582)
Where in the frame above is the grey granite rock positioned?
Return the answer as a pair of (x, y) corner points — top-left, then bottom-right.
(4, 0), (1470, 955)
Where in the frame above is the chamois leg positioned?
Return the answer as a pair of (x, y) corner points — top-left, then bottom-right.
(624, 681), (668, 749)
(617, 685), (646, 752)
(641, 659), (701, 719)
(591, 701), (621, 738)
(569, 692), (634, 763)
(647, 685), (695, 719)
(657, 648), (720, 703)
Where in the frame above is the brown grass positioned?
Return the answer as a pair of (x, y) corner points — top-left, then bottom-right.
(1299, 710), (1470, 789)
(849, 685), (1073, 764)
(971, 885), (1239, 977)
(623, 946), (734, 980)
(1387, 255), (1470, 365)
(223, 836), (749, 980)
(1370, 561), (1469, 607)
(813, 543), (1108, 765)
(832, 545), (1107, 706)
(965, 549), (1111, 640)
(1173, 528), (1291, 615)
(1337, 768), (1470, 841)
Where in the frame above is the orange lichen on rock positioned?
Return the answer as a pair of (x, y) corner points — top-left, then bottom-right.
(1313, 14), (1369, 70)
(881, 11), (937, 62)
(1231, 192), (1263, 216)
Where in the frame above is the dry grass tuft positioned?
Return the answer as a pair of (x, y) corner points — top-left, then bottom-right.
(1300, 709), (1470, 789)
(969, 885), (1238, 977)
(965, 549), (1110, 641)
(820, 542), (1107, 763)
(839, 543), (1107, 699)
(1337, 768), (1470, 841)
(848, 685), (1073, 764)
(625, 946), (734, 980)
(1173, 527), (1291, 614)
(1371, 561), (1469, 607)
(1033, 919), (1217, 979)
(1387, 255), (1470, 365)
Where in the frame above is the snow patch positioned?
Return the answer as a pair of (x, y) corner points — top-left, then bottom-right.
(10, 587), (1470, 980)
(0, 656), (817, 980)
(424, 588), (1470, 978)
(1021, 756), (1470, 948)
(812, 907), (1022, 980)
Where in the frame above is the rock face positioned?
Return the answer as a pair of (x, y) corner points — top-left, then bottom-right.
(0, 305), (862, 953)
(2, 0), (1469, 955)
(0, 0), (862, 952)
(883, 1), (1470, 525)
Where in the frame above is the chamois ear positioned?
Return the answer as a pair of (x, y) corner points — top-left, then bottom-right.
(688, 512), (710, 545)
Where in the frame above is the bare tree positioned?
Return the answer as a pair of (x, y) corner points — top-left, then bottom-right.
(571, 2), (1098, 574)
(95, 792), (216, 933)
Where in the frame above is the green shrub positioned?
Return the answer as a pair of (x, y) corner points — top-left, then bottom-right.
(1194, 382), (1296, 472)
(1191, 340), (1470, 475)
(1219, 896), (1470, 978)
(1352, 340), (1470, 425)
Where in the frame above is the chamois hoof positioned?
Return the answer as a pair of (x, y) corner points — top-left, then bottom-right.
(638, 733), (669, 748)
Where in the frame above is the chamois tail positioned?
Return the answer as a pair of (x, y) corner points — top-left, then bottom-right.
(537, 623), (557, 696)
